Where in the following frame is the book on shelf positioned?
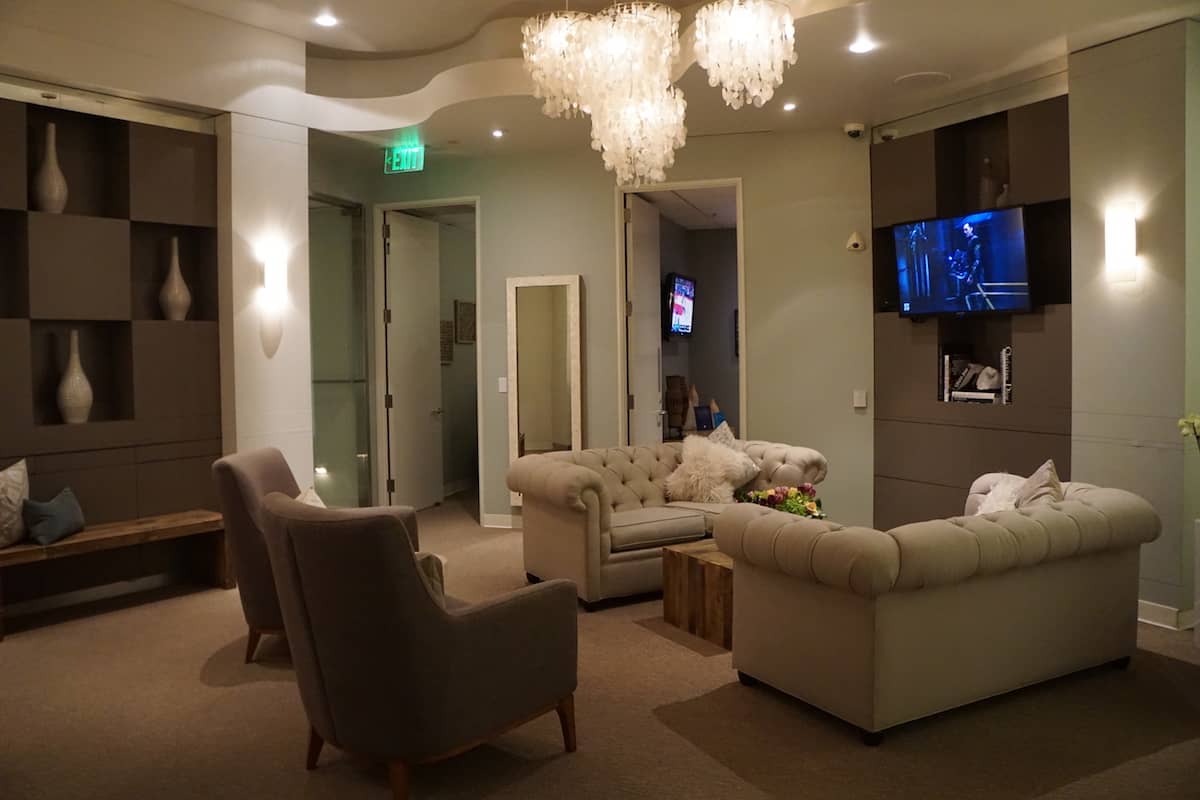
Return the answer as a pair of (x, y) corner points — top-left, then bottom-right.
(950, 390), (1000, 404)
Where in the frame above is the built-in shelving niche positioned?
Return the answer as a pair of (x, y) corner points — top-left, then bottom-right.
(30, 320), (135, 426)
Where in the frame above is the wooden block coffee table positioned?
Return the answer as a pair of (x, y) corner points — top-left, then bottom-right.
(662, 539), (733, 649)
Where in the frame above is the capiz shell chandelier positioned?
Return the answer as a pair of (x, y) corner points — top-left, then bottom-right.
(694, 0), (797, 109)
(521, 10), (591, 118)
(590, 85), (687, 186)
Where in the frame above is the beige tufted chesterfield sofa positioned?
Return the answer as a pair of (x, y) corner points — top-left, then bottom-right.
(507, 441), (827, 608)
(716, 474), (1161, 743)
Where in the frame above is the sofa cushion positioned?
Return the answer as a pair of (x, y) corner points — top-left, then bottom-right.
(610, 507), (707, 552)
(666, 501), (732, 533)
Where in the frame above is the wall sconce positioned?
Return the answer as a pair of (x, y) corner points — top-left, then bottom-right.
(1105, 201), (1139, 283)
(254, 236), (289, 314)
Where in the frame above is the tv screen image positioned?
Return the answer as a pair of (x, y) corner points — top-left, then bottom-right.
(666, 273), (695, 336)
(893, 208), (1030, 316)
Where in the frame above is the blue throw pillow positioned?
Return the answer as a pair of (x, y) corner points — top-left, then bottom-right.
(23, 488), (86, 546)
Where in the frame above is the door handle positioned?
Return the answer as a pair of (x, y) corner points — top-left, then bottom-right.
(432, 408), (444, 416)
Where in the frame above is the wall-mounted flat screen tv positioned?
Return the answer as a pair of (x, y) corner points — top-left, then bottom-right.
(893, 208), (1031, 316)
(664, 273), (696, 336)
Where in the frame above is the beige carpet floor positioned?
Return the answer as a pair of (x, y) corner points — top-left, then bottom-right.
(2, 494), (1199, 799)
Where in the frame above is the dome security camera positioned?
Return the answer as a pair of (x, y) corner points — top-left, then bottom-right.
(880, 128), (899, 142)
(844, 122), (866, 139)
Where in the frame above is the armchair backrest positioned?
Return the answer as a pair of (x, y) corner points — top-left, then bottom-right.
(211, 447), (300, 631)
(259, 494), (448, 759)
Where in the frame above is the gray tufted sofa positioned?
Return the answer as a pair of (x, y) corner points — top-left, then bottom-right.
(507, 441), (827, 607)
(715, 474), (1161, 742)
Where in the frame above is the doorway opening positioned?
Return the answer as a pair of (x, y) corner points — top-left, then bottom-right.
(377, 201), (481, 522)
(620, 181), (745, 446)
(309, 194), (373, 507)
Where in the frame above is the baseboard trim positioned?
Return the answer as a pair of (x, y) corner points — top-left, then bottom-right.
(1138, 600), (1196, 631)
(481, 513), (517, 529)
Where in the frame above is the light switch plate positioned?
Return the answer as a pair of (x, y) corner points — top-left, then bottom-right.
(498, 377), (508, 394)
(852, 389), (868, 409)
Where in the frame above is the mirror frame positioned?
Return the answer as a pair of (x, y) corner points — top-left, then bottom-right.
(507, 274), (583, 505)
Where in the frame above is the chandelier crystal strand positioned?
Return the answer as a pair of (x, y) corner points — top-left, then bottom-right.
(590, 85), (687, 186)
(581, 3), (685, 185)
(694, 0), (797, 109)
(521, 10), (591, 118)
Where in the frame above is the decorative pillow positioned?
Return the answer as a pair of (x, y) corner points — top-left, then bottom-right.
(975, 474), (1024, 515)
(296, 486), (326, 508)
(1015, 459), (1064, 508)
(0, 459), (29, 548)
(665, 435), (759, 504)
(708, 421), (737, 450)
(23, 488), (86, 546)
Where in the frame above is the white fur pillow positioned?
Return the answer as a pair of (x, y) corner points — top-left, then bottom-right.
(665, 435), (759, 504)
(975, 474), (1024, 515)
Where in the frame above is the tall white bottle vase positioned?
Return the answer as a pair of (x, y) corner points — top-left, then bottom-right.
(159, 236), (192, 321)
(57, 330), (93, 425)
(33, 122), (69, 214)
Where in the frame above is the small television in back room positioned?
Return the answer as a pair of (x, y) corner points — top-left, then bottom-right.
(893, 207), (1031, 316)
(664, 273), (696, 337)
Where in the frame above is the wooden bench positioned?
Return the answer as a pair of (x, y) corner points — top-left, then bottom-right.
(0, 509), (229, 640)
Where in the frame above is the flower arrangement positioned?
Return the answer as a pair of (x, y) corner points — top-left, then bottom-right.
(1181, 413), (1200, 455)
(736, 483), (826, 519)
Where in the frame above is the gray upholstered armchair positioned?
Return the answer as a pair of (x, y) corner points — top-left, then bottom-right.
(212, 447), (421, 663)
(259, 494), (578, 800)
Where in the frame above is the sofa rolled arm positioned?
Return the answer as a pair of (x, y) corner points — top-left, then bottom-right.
(738, 442), (829, 491)
(715, 504), (899, 598)
(508, 455), (610, 516)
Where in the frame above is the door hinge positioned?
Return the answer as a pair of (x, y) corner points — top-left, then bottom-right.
(623, 208), (632, 224)
(383, 308), (392, 325)
(386, 478), (395, 494)
(383, 223), (391, 239)
(625, 300), (633, 317)
(628, 394), (636, 411)
(384, 393), (394, 409)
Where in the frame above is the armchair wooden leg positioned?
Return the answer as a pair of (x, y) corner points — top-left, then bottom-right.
(245, 627), (263, 664)
(388, 761), (410, 800)
(556, 694), (577, 753)
(306, 727), (324, 770)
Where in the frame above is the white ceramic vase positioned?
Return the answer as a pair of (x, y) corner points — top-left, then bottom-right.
(159, 236), (192, 321)
(57, 330), (93, 425)
(34, 122), (69, 214)
(979, 157), (996, 210)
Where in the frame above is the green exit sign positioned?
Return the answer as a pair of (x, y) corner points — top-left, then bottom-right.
(384, 145), (425, 174)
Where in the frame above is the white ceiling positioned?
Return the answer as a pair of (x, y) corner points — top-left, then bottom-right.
(639, 186), (737, 230)
(171, 0), (694, 55)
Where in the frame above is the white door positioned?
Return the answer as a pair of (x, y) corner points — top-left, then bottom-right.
(384, 211), (444, 509)
(625, 194), (664, 446)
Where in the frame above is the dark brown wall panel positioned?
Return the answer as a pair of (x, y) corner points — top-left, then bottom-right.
(1008, 96), (1070, 206)
(131, 321), (220, 442)
(26, 448), (139, 524)
(136, 456), (219, 516)
(128, 123), (217, 227)
(0, 211), (30, 318)
(870, 132), (939, 227)
(0, 320), (33, 446)
(0, 100), (26, 211)
(27, 213), (131, 320)
(875, 418), (1070, 491)
(875, 476), (969, 531)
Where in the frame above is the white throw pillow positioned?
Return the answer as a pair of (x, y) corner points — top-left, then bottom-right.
(975, 474), (1024, 515)
(0, 459), (29, 548)
(708, 421), (737, 449)
(665, 435), (759, 504)
(296, 486), (326, 508)
(1015, 459), (1064, 508)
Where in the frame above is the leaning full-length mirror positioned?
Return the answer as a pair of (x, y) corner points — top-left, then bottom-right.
(507, 275), (583, 504)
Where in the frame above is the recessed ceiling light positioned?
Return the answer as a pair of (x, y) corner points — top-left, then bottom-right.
(314, 12), (339, 27)
(849, 34), (877, 54)
(492, 129), (505, 139)
(782, 101), (797, 112)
